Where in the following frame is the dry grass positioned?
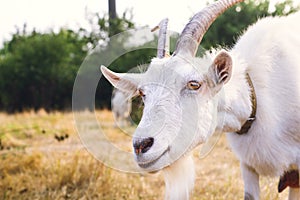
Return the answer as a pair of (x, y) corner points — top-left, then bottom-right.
(0, 110), (289, 199)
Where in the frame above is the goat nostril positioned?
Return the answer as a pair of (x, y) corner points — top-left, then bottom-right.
(133, 137), (154, 155)
(141, 137), (154, 153)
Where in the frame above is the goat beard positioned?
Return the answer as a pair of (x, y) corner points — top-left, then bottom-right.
(162, 155), (195, 200)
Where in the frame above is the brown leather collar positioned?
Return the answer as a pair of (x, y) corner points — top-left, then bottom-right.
(236, 73), (257, 135)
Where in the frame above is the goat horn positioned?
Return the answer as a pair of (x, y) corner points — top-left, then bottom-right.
(174, 0), (244, 57)
(151, 18), (170, 58)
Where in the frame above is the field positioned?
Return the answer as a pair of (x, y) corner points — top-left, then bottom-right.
(0, 110), (289, 200)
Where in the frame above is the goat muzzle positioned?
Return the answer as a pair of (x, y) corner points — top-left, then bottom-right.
(133, 137), (154, 155)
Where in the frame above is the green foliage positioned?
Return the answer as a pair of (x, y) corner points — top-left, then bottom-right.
(82, 11), (135, 50)
(201, 0), (300, 49)
(0, 29), (87, 112)
(0, 11), (144, 112)
(103, 12), (135, 36)
(0, 0), (299, 112)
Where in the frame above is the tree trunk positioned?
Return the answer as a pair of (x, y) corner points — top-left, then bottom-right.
(108, 0), (116, 36)
(108, 0), (116, 19)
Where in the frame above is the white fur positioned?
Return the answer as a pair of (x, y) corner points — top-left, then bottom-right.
(101, 12), (300, 200)
(162, 155), (195, 200)
(111, 89), (132, 127)
(225, 13), (300, 199)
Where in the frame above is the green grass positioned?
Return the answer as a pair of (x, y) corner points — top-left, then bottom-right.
(0, 110), (289, 199)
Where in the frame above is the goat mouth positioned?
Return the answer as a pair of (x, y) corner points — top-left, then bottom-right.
(137, 147), (169, 170)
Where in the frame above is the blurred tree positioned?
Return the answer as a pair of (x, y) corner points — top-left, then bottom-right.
(84, 11), (135, 50)
(2, 0), (297, 112)
(201, 0), (300, 49)
(0, 29), (88, 112)
(0, 12), (141, 112)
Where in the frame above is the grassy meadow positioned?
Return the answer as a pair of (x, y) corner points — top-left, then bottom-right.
(0, 110), (289, 199)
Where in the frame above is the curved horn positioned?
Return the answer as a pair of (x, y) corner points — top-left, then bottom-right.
(151, 18), (170, 58)
(174, 0), (244, 57)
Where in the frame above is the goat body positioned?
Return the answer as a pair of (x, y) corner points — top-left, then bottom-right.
(111, 89), (132, 127)
(224, 12), (300, 199)
(101, 3), (300, 199)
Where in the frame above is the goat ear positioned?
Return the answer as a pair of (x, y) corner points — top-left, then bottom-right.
(101, 65), (140, 95)
(208, 50), (232, 86)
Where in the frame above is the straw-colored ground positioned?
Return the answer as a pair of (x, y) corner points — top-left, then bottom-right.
(0, 110), (289, 199)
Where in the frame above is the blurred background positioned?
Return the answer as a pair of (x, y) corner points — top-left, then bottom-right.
(0, 0), (299, 113)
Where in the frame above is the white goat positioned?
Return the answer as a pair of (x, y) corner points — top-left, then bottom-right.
(111, 88), (132, 127)
(101, 0), (300, 199)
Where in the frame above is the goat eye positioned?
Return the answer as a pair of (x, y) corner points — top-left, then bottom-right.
(187, 81), (201, 90)
(139, 89), (145, 97)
